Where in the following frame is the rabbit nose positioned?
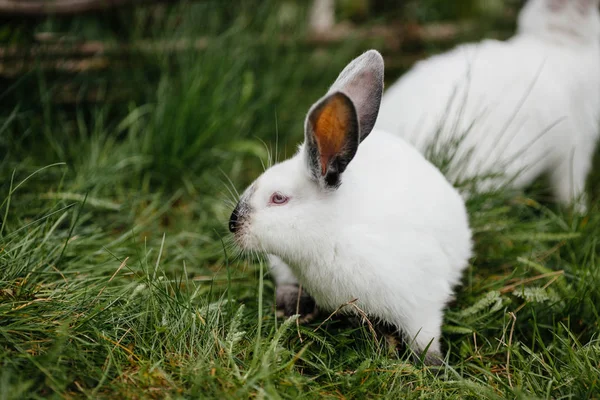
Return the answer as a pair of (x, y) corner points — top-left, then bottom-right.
(229, 207), (239, 233)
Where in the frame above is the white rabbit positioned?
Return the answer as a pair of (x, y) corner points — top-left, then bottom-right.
(375, 0), (600, 210)
(229, 50), (472, 364)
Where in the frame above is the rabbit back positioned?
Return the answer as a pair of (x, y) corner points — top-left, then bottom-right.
(376, 36), (600, 193)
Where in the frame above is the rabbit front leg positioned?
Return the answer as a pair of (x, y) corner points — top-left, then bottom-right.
(268, 255), (318, 321)
(402, 308), (444, 366)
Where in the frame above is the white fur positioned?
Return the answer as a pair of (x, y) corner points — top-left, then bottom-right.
(233, 51), (472, 359)
(375, 0), (600, 208)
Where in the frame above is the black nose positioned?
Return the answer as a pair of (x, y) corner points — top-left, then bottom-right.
(229, 206), (239, 233)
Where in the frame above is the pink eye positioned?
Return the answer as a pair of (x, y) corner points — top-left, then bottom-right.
(269, 192), (289, 205)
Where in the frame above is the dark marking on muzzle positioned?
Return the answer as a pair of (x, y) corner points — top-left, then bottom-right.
(229, 204), (241, 233)
(228, 184), (257, 234)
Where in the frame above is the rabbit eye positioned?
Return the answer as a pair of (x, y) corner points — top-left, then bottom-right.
(269, 192), (289, 205)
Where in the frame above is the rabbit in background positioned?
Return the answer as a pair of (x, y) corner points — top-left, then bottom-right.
(375, 0), (600, 211)
(229, 50), (472, 365)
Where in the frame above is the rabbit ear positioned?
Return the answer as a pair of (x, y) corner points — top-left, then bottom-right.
(327, 49), (385, 142)
(303, 50), (384, 189)
(305, 91), (359, 189)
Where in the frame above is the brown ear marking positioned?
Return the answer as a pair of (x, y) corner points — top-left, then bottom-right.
(310, 93), (357, 176)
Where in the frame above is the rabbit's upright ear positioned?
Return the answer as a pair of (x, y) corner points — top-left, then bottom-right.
(304, 50), (384, 189)
(305, 92), (359, 188)
(328, 49), (385, 142)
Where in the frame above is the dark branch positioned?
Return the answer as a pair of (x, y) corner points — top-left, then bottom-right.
(0, 0), (174, 16)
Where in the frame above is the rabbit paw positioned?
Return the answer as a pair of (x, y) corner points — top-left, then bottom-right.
(275, 284), (318, 323)
(376, 321), (444, 366)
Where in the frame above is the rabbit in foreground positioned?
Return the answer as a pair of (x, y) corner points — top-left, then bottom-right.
(375, 0), (600, 210)
(229, 50), (472, 364)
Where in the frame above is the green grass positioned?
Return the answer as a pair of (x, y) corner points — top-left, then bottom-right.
(1, 1), (600, 398)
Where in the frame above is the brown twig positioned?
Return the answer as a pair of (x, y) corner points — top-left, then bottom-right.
(541, 275), (561, 290)
(499, 270), (564, 294)
(312, 298), (377, 341)
(11, 297), (52, 311)
(95, 257), (128, 300)
(50, 264), (68, 284)
(506, 312), (517, 388)
(295, 284), (304, 343)
(348, 302), (377, 340)
(472, 331), (482, 361)
(0, 0), (172, 16)
(313, 298), (359, 333)
(100, 332), (140, 361)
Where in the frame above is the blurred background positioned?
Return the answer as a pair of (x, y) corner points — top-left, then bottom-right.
(0, 0), (526, 265)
